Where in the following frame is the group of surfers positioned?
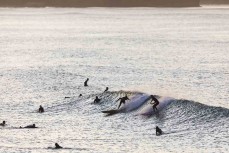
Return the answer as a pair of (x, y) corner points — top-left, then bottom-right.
(89, 78), (163, 136)
(0, 78), (163, 150)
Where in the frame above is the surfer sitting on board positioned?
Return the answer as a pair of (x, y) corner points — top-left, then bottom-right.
(0, 121), (6, 126)
(94, 96), (101, 103)
(150, 95), (159, 111)
(117, 95), (129, 109)
(156, 126), (163, 136)
(84, 78), (89, 86)
(55, 143), (63, 149)
(38, 105), (44, 113)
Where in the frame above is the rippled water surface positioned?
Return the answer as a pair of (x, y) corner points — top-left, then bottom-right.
(0, 7), (228, 153)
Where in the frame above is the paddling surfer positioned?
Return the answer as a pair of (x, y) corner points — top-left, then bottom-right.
(21, 124), (37, 128)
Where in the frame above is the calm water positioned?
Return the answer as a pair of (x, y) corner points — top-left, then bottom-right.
(0, 7), (228, 153)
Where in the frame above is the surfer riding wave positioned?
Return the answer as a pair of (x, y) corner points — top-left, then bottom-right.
(116, 95), (129, 109)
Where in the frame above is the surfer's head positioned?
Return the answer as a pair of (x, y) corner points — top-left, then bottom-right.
(3, 121), (5, 124)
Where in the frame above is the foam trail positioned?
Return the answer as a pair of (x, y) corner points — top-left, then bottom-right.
(137, 97), (174, 116)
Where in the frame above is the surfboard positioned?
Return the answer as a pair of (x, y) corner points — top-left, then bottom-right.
(101, 109), (119, 116)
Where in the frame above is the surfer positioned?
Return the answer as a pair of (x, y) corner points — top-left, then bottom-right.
(156, 126), (163, 136)
(55, 143), (63, 149)
(84, 78), (89, 86)
(150, 95), (159, 111)
(23, 124), (37, 128)
(117, 95), (129, 109)
(38, 105), (44, 113)
(79, 94), (82, 97)
(94, 96), (101, 103)
(0, 121), (6, 126)
(104, 87), (109, 92)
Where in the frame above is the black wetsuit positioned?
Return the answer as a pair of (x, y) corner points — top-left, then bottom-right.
(84, 78), (89, 86)
(94, 96), (101, 103)
(39, 106), (44, 113)
(151, 95), (159, 111)
(156, 126), (162, 136)
(55, 143), (63, 149)
(24, 124), (36, 128)
(104, 87), (109, 92)
(0, 121), (6, 126)
(117, 96), (129, 109)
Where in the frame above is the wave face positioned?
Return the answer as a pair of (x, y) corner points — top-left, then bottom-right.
(48, 90), (229, 125)
(56, 91), (229, 117)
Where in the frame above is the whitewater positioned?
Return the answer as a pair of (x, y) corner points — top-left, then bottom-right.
(0, 7), (228, 153)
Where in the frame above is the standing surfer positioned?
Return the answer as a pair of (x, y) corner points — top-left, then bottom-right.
(150, 95), (160, 111)
(117, 95), (129, 109)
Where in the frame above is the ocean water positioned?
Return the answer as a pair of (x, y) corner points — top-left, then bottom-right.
(0, 7), (228, 153)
